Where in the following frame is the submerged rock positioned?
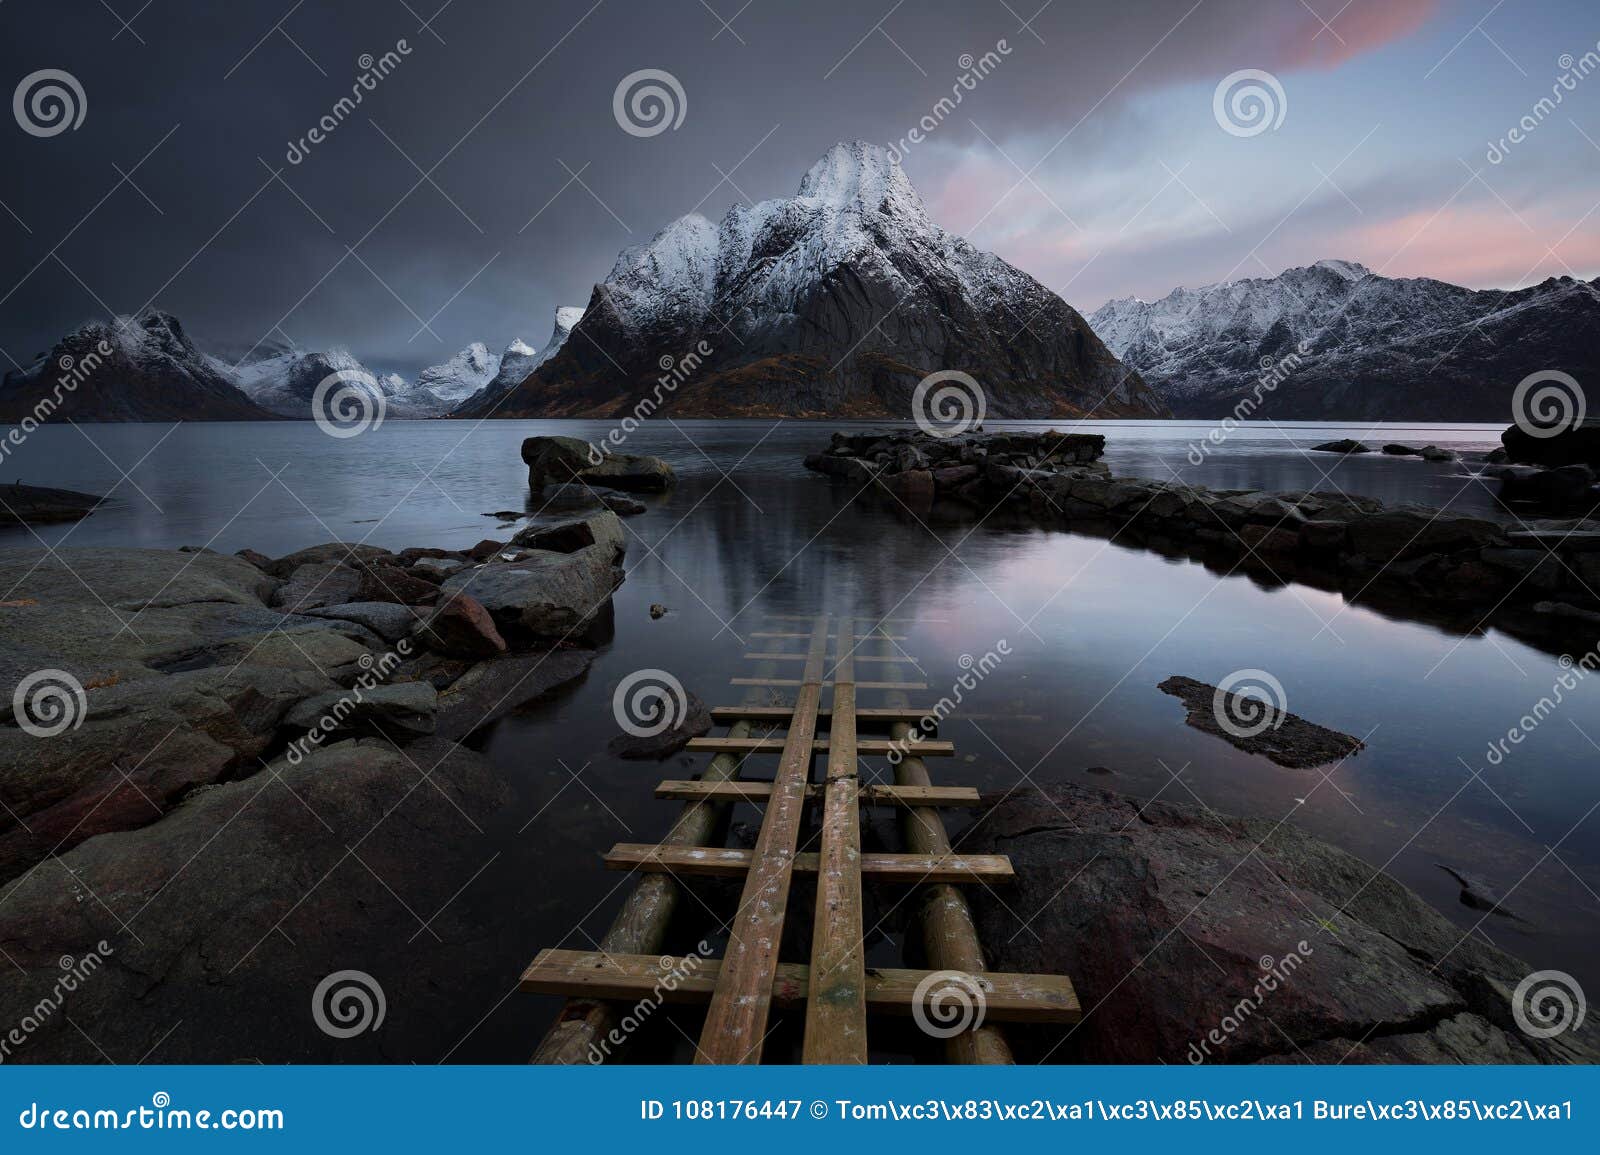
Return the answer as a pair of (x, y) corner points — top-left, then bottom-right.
(606, 691), (712, 759)
(0, 482), (103, 525)
(1436, 863), (1531, 923)
(1158, 674), (1365, 769)
(1309, 439), (1371, 454)
(966, 784), (1597, 1064)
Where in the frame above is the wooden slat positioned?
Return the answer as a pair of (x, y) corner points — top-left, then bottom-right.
(710, 705), (933, 725)
(520, 950), (1081, 1024)
(744, 652), (917, 664)
(804, 617), (866, 1062)
(752, 632), (906, 641)
(731, 677), (927, 690)
(683, 737), (954, 756)
(696, 617), (830, 1065)
(653, 781), (983, 807)
(604, 843), (1014, 883)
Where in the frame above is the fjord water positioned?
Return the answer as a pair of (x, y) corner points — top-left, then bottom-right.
(4, 419), (1597, 1062)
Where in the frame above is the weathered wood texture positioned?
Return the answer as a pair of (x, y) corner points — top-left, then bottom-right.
(888, 692), (1016, 1065)
(522, 950), (1081, 1023)
(653, 781), (981, 807)
(603, 843), (1014, 882)
(696, 617), (830, 1064)
(802, 618), (867, 1063)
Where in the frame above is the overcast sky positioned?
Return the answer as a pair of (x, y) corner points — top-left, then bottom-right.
(2, 0), (1597, 378)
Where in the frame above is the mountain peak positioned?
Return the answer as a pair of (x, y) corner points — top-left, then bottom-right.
(797, 140), (923, 217)
(1310, 258), (1371, 281)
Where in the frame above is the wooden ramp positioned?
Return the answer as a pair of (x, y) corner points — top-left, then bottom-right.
(522, 613), (1079, 1064)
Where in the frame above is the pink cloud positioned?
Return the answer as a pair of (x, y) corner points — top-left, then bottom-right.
(1333, 203), (1600, 287)
(1272, 0), (1441, 70)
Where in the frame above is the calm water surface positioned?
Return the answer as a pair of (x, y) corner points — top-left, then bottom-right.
(3, 419), (1596, 1062)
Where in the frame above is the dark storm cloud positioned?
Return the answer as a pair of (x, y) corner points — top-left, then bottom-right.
(0, 0), (1468, 378)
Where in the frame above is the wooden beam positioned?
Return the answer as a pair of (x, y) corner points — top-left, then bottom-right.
(887, 693), (1014, 1065)
(683, 737), (954, 757)
(696, 617), (830, 1064)
(804, 617), (867, 1063)
(604, 843), (1014, 883)
(744, 652), (918, 664)
(530, 678), (775, 1064)
(752, 632), (906, 641)
(710, 705), (933, 725)
(520, 950), (1081, 1024)
(730, 677), (927, 690)
(653, 781), (982, 808)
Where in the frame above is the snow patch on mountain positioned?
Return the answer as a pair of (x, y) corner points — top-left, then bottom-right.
(415, 342), (500, 405)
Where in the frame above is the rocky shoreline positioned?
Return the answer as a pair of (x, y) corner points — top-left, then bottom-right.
(965, 783), (1598, 1063)
(806, 429), (1600, 655)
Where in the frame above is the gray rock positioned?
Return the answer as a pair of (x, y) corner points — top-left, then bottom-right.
(0, 482), (103, 525)
(283, 681), (438, 738)
(261, 542), (393, 579)
(434, 649), (596, 741)
(269, 562), (363, 613)
(521, 435), (674, 493)
(409, 556), (469, 581)
(1309, 438), (1371, 454)
(0, 737), (513, 1062)
(1158, 674), (1365, 769)
(965, 784), (1597, 1064)
(606, 691), (713, 759)
(304, 601), (423, 642)
(511, 510), (625, 558)
(438, 543), (623, 643)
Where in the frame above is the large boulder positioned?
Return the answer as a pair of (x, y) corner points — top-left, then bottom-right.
(521, 435), (674, 493)
(0, 737), (515, 1062)
(1502, 420), (1600, 469)
(437, 542), (623, 644)
(966, 784), (1597, 1064)
(511, 510), (626, 558)
(282, 681), (438, 739)
(412, 593), (507, 659)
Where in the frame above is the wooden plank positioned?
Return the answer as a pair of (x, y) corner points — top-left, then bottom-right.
(752, 632), (906, 641)
(604, 843), (1014, 883)
(653, 781), (983, 808)
(696, 617), (830, 1065)
(683, 737), (954, 757)
(520, 950), (1081, 1024)
(744, 652), (918, 664)
(804, 616), (867, 1062)
(531, 678), (780, 1064)
(730, 677), (927, 690)
(710, 705), (933, 725)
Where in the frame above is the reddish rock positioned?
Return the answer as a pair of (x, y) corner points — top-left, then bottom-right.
(357, 563), (440, 606)
(468, 538), (505, 562)
(415, 593), (508, 658)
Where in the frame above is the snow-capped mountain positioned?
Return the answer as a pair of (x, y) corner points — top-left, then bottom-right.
(1090, 261), (1600, 420)
(215, 341), (504, 418)
(462, 306), (587, 414)
(415, 342), (500, 405)
(0, 310), (276, 422)
(460, 142), (1163, 419)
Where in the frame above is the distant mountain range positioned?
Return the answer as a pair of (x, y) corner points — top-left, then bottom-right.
(8, 144), (1596, 426)
(0, 310), (579, 423)
(1090, 260), (1600, 421)
(462, 141), (1163, 420)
